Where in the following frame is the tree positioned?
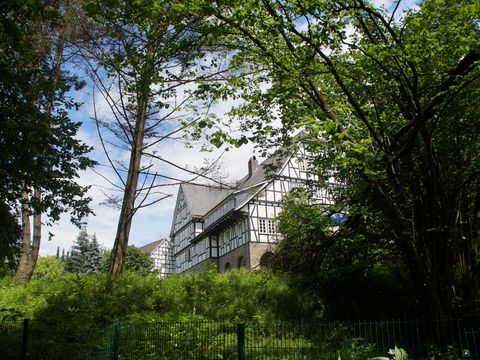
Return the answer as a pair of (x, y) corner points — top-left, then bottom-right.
(124, 246), (154, 276)
(65, 228), (102, 274)
(0, 0), (96, 284)
(275, 190), (413, 319)
(84, 235), (103, 274)
(0, 202), (22, 275)
(102, 245), (153, 276)
(32, 256), (65, 280)
(194, 0), (480, 317)
(81, 0), (226, 275)
(65, 229), (91, 273)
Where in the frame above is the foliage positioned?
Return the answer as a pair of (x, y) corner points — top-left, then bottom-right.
(0, 269), (308, 324)
(372, 346), (409, 360)
(65, 229), (90, 273)
(65, 229), (103, 274)
(274, 190), (413, 319)
(192, 0), (480, 317)
(0, 271), (470, 359)
(123, 246), (154, 276)
(32, 256), (65, 280)
(0, 0), (95, 224)
(1, 0), (96, 284)
(85, 235), (103, 274)
(81, 0), (218, 275)
(102, 245), (154, 276)
(0, 202), (21, 275)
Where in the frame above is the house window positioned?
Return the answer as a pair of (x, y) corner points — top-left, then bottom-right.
(259, 218), (276, 234)
(268, 220), (276, 234)
(185, 249), (191, 262)
(259, 219), (267, 233)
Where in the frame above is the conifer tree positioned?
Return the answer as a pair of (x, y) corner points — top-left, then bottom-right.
(65, 229), (90, 273)
(84, 235), (103, 274)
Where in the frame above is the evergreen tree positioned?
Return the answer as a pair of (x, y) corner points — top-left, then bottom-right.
(84, 235), (103, 274)
(65, 229), (91, 273)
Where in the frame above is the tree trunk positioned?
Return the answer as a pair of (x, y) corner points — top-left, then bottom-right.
(108, 35), (155, 275)
(372, 177), (452, 318)
(108, 120), (146, 274)
(14, 189), (42, 284)
(13, 2), (70, 284)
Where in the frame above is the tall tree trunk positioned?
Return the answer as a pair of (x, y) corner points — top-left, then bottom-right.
(108, 115), (147, 274)
(108, 35), (155, 275)
(13, 2), (70, 284)
(14, 189), (42, 284)
(372, 178), (451, 318)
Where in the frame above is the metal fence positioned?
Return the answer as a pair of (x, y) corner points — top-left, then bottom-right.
(0, 319), (478, 360)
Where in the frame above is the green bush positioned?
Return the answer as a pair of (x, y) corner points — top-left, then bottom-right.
(32, 256), (65, 280)
(0, 269), (317, 324)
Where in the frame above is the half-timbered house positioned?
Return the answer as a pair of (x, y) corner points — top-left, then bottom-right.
(170, 142), (333, 274)
(139, 238), (174, 277)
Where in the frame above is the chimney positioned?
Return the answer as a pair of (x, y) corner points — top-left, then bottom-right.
(248, 156), (258, 178)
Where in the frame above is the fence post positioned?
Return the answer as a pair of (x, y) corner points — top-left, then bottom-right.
(20, 319), (29, 360)
(112, 321), (121, 360)
(237, 323), (245, 360)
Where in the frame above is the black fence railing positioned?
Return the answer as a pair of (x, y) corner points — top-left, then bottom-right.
(0, 318), (478, 360)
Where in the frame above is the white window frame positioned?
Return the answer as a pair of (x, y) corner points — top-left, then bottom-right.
(268, 219), (276, 234)
(259, 218), (276, 234)
(259, 218), (267, 233)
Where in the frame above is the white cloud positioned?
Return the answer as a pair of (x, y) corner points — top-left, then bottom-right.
(39, 99), (261, 256)
(39, 33), (280, 257)
(40, 142), (260, 255)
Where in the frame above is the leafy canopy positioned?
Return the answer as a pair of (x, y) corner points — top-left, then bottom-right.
(0, 0), (96, 225)
(192, 0), (480, 317)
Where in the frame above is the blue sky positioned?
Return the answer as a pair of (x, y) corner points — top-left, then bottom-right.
(39, 83), (259, 255)
(38, 0), (420, 256)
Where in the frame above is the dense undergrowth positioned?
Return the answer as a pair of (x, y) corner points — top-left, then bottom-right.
(0, 268), (322, 324)
(1, 270), (476, 360)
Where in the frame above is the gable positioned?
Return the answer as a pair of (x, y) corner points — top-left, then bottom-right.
(140, 239), (166, 254)
(170, 138), (312, 240)
(170, 183), (233, 236)
(170, 186), (192, 236)
(278, 142), (311, 180)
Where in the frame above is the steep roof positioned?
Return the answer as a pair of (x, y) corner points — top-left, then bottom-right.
(140, 238), (169, 254)
(181, 183), (233, 217)
(172, 144), (295, 232)
(200, 152), (292, 219)
(238, 152), (289, 190)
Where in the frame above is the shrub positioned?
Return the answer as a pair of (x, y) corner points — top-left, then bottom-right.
(32, 256), (65, 280)
(0, 269), (314, 324)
